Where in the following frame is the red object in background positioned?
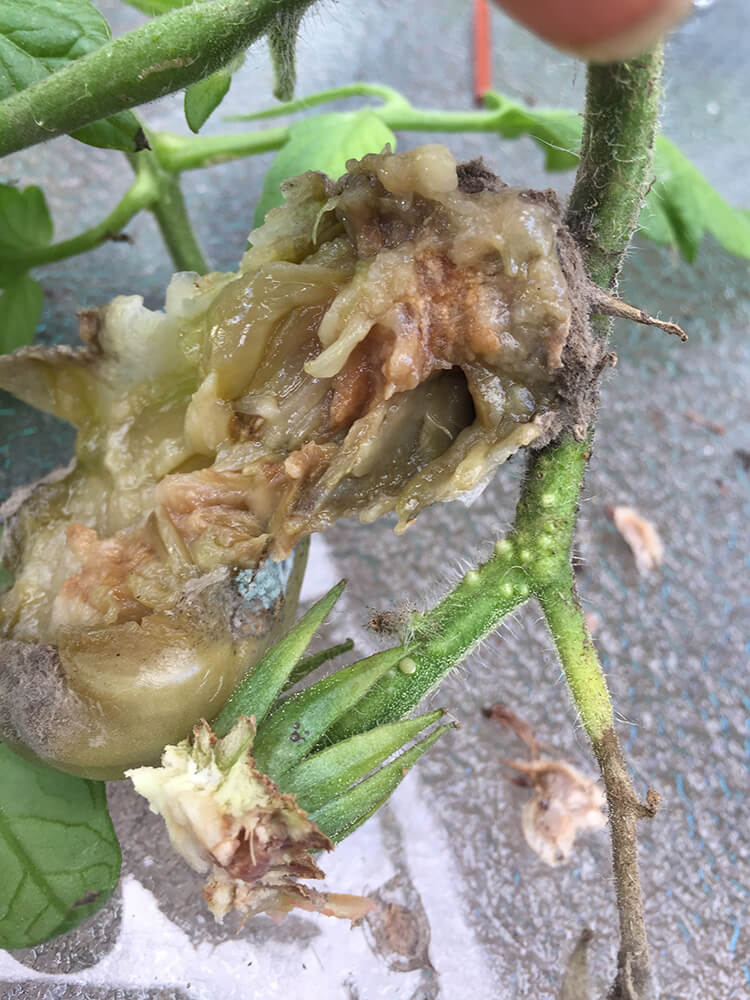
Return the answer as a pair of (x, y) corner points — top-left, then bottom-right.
(473, 0), (492, 104)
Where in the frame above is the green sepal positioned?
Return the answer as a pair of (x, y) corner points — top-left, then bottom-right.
(267, 8), (304, 103)
(308, 724), (452, 842)
(212, 580), (346, 736)
(281, 708), (445, 813)
(185, 71), (232, 133)
(252, 645), (407, 781)
(282, 638), (354, 693)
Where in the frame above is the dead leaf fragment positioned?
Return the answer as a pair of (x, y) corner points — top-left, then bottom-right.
(483, 705), (607, 866)
(506, 759), (607, 867)
(363, 873), (434, 974)
(610, 505), (664, 575)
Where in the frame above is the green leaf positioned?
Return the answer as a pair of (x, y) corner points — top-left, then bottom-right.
(0, 743), (121, 949)
(212, 580), (347, 736)
(641, 137), (750, 261)
(494, 103), (582, 171)
(0, 185), (52, 258)
(72, 112), (145, 152)
(0, 0), (142, 152)
(252, 646), (406, 781)
(121, 0), (194, 13)
(0, 275), (44, 352)
(254, 110), (397, 225)
(185, 71), (233, 133)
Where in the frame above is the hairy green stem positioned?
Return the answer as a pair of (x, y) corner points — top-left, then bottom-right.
(150, 95), (523, 173)
(537, 581), (611, 739)
(567, 55), (664, 290)
(329, 545), (531, 742)
(0, 0), (315, 158)
(529, 49), (665, 1000)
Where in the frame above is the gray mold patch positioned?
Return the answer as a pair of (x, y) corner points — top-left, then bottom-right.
(232, 555), (294, 638)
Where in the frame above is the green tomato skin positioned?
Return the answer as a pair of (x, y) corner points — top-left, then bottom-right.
(0, 542), (307, 781)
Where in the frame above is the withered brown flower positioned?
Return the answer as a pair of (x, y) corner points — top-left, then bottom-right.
(128, 717), (373, 924)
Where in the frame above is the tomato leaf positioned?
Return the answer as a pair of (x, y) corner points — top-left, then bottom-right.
(0, 0), (142, 152)
(254, 110), (396, 225)
(185, 71), (232, 133)
(495, 104), (582, 171)
(0, 185), (53, 258)
(121, 0), (194, 13)
(0, 743), (121, 949)
(484, 91), (750, 261)
(640, 137), (750, 261)
(0, 275), (44, 352)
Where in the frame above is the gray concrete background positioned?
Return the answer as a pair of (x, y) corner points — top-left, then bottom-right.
(0, 0), (748, 997)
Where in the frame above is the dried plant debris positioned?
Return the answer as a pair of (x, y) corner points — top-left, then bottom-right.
(482, 703), (540, 758)
(684, 408), (725, 435)
(485, 704), (606, 866)
(609, 505), (664, 575)
(0, 145), (682, 780)
(507, 758), (607, 867)
(364, 873), (435, 974)
(560, 928), (594, 1000)
(128, 716), (373, 926)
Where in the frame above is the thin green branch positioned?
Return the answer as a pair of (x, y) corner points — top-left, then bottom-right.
(0, 0), (316, 158)
(225, 82), (410, 121)
(151, 127), (288, 173)
(0, 162), (159, 272)
(149, 169), (208, 274)
(537, 581), (611, 740)
(126, 142), (208, 274)
(150, 97), (516, 173)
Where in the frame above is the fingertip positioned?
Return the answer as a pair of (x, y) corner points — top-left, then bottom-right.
(576, 0), (694, 61)
(494, 0), (694, 61)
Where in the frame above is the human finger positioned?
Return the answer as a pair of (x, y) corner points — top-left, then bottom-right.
(493, 0), (693, 61)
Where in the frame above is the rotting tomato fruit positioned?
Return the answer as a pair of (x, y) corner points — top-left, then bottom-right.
(0, 144), (677, 780)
